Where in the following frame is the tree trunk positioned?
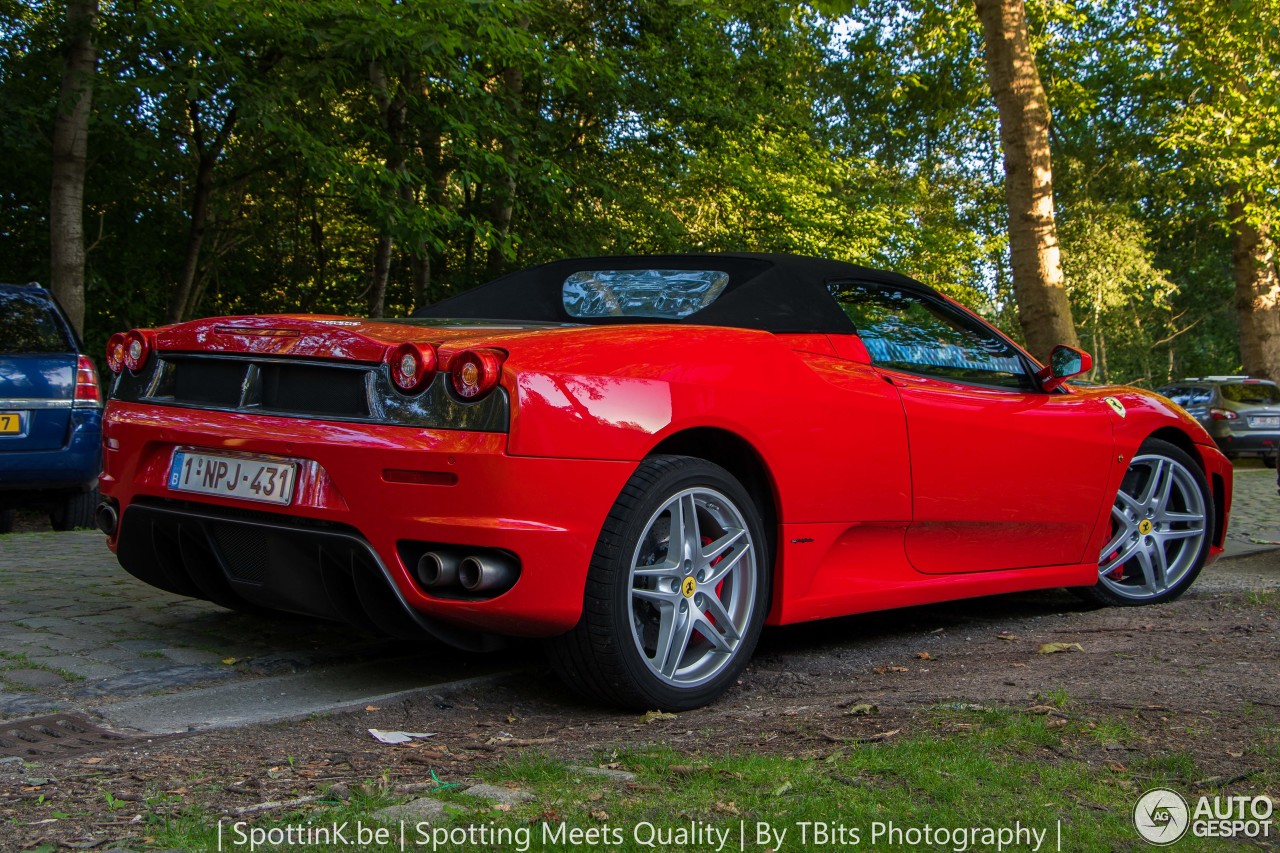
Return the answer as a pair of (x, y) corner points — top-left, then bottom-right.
(1229, 198), (1280, 383)
(166, 104), (238, 323)
(486, 22), (527, 275)
(168, 152), (215, 323)
(49, 0), (98, 337)
(368, 62), (408, 318)
(974, 0), (1079, 361)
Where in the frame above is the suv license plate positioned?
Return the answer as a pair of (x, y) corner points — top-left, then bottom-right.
(1248, 416), (1280, 429)
(168, 450), (297, 505)
(0, 412), (21, 435)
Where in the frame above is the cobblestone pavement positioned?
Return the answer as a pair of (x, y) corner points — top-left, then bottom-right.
(0, 463), (1275, 724)
(0, 531), (423, 721)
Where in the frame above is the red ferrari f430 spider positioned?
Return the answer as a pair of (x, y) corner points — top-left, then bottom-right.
(98, 255), (1232, 709)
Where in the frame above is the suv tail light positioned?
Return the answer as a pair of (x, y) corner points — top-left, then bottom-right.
(388, 342), (438, 393)
(73, 355), (101, 406)
(122, 329), (151, 373)
(449, 349), (506, 399)
(1209, 407), (1238, 420)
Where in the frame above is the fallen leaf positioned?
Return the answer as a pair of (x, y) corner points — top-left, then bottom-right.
(844, 703), (879, 717)
(1037, 642), (1084, 654)
(915, 651), (932, 660)
(1227, 751), (1243, 758)
(1010, 662), (1027, 667)
(862, 728), (902, 743)
(587, 793), (603, 802)
(714, 801), (741, 815)
(494, 803), (512, 812)
(997, 633), (1018, 641)
(1107, 762), (1126, 772)
(221, 657), (238, 665)
(1046, 718), (1068, 729)
(506, 713), (518, 724)
(641, 710), (677, 724)
(773, 781), (793, 797)
(1027, 705), (1057, 715)
(364, 705), (380, 712)
(873, 665), (910, 674)
(590, 810), (609, 821)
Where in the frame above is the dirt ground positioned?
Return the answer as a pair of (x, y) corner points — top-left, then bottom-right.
(2, 555), (1277, 851)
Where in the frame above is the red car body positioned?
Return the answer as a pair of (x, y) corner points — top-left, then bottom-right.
(99, 255), (1231, 708)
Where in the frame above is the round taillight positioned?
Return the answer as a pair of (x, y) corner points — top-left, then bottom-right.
(106, 332), (126, 374)
(450, 349), (505, 399)
(122, 330), (149, 372)
(388, 342), (437, 393)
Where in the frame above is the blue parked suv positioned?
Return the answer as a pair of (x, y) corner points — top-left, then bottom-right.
(0, 283), (102, 532)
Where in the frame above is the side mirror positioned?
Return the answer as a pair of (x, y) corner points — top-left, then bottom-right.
(1037, 344), (1093, 391)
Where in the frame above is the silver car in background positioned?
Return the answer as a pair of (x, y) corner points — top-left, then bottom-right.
(1158, 376), (1280, 468)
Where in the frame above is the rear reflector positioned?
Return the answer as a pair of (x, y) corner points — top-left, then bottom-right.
(382, 469), (458, 486)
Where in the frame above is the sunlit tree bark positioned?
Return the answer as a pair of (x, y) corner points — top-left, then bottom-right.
(974, 0), (1079, 360)
(1229, 197), (1280, 382)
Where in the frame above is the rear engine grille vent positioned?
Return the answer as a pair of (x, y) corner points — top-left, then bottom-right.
(260, 362), (369, 417)
(173, 358), (246, 407)
(153, 355), (373, 421)
(111, 353), (510, 432)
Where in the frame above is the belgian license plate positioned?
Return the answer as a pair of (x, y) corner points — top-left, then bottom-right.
(1248, 416), (1280, 429)
(0, 412), (21, 435)
(168, 450), (297, 505)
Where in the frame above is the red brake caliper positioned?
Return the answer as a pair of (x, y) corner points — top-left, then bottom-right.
(693, 535), (727, 638)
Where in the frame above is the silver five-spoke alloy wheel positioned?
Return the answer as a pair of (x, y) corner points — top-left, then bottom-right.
(1098, 451), (1208, 601)
(628, 487), (757, 688)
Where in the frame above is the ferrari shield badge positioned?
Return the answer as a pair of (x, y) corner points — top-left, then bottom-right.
(1104, 397), (1127, 418)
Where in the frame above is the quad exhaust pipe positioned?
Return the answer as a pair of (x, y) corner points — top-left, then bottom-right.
(415, 549), (518, 596)
(95, 501), (119, 536)
(458, 553), (518, 593)
(416, 550), (461, 588)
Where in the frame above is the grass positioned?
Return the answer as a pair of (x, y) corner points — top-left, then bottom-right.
(131, 706), (1276, 852)
(0, 649), (84, 682)
(1244, 589), (1280, 609)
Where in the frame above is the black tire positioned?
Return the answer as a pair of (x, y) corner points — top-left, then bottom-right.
(547, 455), (771, 710)
(0, 509), (13, 534)
(1075, 438), (1212, 607)
(50, 489), (98, 531)
(1264, 453), (1277, 470)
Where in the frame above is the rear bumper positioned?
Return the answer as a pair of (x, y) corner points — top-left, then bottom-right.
(1211, 427), (1279, 456)
(0, 408), (101, 493)
(101, 402), (635, 639)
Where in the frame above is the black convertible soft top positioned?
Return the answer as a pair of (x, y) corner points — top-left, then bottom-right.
(413, 253), (938, 334)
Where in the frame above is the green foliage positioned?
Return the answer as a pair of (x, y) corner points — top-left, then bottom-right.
(0, 0), (1254, 376)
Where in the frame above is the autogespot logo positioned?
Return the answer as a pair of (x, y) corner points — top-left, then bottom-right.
(1134, 788), (1190, 845)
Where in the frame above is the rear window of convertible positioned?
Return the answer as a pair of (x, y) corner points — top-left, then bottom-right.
(562, 269), (730, 319)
